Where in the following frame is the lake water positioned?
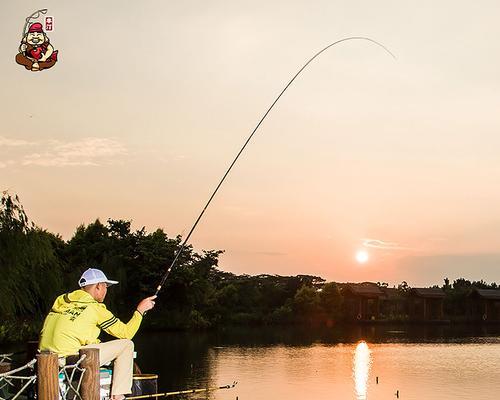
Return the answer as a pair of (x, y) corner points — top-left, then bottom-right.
(2, 325), (500, 399)
(134, 325), (500, 400)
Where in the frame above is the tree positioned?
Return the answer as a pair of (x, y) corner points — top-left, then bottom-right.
(397, 281), (410, 292)
(0, 192), (64, 322)
(319, 282), (343, 320)
(443, 277), (451, 290)
(294, 285), (320, 316)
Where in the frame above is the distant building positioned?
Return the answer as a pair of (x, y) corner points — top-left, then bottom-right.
(466, 288), (500, 322)
(408, 288), (445, 321)
(342, 282), (384, 321)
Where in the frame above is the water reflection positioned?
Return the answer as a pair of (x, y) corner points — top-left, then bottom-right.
(353, 341), (372, 399)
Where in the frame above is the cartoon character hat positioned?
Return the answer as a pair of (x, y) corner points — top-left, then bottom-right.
(28, 23), (44, 33)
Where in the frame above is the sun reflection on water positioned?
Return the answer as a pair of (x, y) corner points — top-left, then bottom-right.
(353, 341), (372, 399)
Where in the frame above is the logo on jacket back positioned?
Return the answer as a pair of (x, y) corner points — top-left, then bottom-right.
(65, 306), (88, 322)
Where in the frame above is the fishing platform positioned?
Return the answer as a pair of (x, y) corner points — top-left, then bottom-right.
(0, 349), (236, 400)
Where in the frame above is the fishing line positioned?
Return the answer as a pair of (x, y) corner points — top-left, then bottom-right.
(154, 37), (396, 297)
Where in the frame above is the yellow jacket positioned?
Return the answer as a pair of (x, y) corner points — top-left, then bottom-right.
(39, 289), (143, 356)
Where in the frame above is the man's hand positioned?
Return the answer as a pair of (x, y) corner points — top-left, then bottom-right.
(137, 295), (157, 314)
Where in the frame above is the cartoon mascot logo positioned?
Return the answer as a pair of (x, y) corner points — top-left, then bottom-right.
(16, 21), (58, 71)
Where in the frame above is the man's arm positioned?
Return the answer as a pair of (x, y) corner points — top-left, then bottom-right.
(97, 296), (156, 339)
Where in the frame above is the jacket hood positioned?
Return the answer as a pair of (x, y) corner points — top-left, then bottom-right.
(51, 289), (97, 313)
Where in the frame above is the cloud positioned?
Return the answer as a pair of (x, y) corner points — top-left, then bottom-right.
(22, 137), (127, 167)
(362, 238), (410, 251)
(0, 136), (35, 147)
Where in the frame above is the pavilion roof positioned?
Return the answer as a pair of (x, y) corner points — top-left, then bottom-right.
(471, 289), (500, 300)
(410, 288), (445, 298)
(343, 282), (384, 297)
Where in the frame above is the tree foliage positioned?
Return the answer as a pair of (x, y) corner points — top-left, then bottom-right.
(0, 193), (64, 320)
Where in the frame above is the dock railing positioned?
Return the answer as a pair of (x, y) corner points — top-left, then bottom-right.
(36, 348), (99, 400)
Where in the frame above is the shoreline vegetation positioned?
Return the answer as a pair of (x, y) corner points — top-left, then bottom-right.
(1, 192), (499, 344)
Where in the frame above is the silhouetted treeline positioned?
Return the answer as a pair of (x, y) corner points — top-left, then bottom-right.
(0, 192), (498, 343)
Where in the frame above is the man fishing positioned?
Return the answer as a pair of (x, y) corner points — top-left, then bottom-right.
(39, 268), (157, 400)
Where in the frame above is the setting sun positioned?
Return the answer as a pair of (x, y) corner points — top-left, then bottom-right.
(355, 250), (369, 264)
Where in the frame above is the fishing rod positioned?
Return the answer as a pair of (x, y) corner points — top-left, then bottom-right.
(154, 37), (396, 297)
(125, 381), (237, 399)
(22, 9), (48, 38)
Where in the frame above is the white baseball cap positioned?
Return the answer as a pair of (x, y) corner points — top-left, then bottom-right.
(78, 268), (119, 287)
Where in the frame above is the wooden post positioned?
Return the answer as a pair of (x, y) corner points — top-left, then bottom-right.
(80, 348), (100, 400)
(37, 352), (59, 400)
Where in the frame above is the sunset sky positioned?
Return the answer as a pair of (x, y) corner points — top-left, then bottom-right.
(2, 1), (500, 286)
